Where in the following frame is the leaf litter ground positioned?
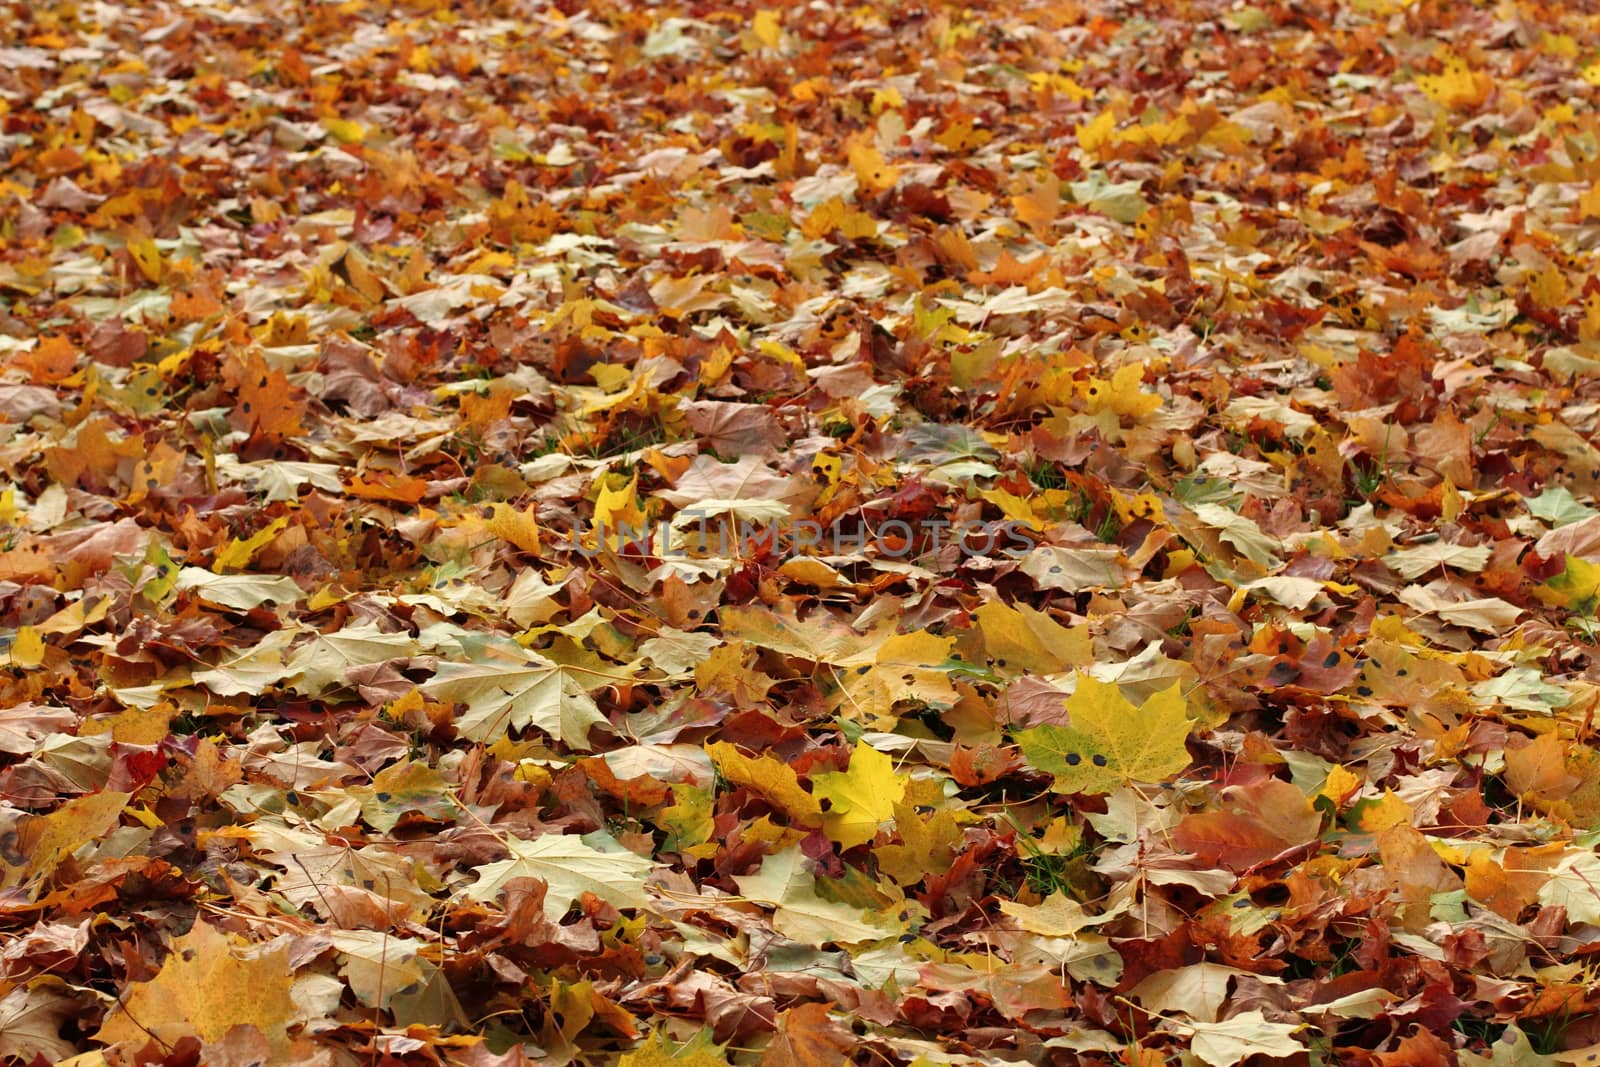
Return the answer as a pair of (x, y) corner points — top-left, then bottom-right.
(4, 0), (1600, 1063)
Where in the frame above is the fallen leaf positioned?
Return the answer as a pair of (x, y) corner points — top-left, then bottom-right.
(1183, 1011), (1305, 1066)
(94, 922), (295, 1056)
(811, 742), (907, 849)
(462, 832), (654, 917)
(1015, 676), (1193, 794)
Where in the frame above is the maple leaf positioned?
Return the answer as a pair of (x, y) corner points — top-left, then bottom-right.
(422, 653), (606, 747)
(3, 626), (45, 670)
(705, 741), (823, 826)
(226, 353), (307, 441)
(94, 922), (296, 1056)
(212, 515), (290, 572)
(918, 961), (1071, 1019)
(1182, 1012), (1305, 1067)
(998, 891), (1107, 937)
(846, 137), (899, 196)
(2, 791), (129, 896)
(732, 848), (900, 946)
(288, 620), (421, 695)
(810, 742), (907, 849)
(876, 801), (962, 885)
(172, 568), (303, 611)
(766, 1003), (856, 1067)
(1534, 555), (1600, 614)
(619, 1031), (730, 1067)
(347, 759), (457, 832)
(972, 599), (1093, 676)
(1416, 54), (1492, 111)
(462, 832), (654, 917)
(0, 984), (79, 1063)
(1015, 676), (1193, 794)
(1537, 850), (1600, 925)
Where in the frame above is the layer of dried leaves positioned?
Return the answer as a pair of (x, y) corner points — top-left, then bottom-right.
(5, 0), (1600, 1063)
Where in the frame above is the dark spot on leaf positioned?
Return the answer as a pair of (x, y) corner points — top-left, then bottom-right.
(1065, 752), (1081, 766)
(1266, 661), (1299, 686)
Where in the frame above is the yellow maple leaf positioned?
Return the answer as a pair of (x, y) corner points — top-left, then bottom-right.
(1350, 789), (1414, 832)
(706, 742), (823, 826)
(7, 626), (44, 669)
(213, 515), (291, 572)
(811, 743), (907, 849)
(847, 138), (899, 197)
(1318, 765), (1363, 806)
(619, 1031), (730, 1067)
(95, 922), (296, 1055)
(1528, 264), (1570, 310)
(973, 599), (1093, 676)
(998, 891), (1103, 936)
(751, 9), (781, 48)
(836, 631), (960, 726)
(3, 791), (130, 894)
(980, 487), (1046, 531)
(1081, 362), (1161, 421)
(1076, 109), (1116, 154)
(801, 197), (878, 241)
(1581, 292), (1600, 342)
(124, 232), (162, 283)
(1578, 183), (1600, 220)
(1015, 676), (1193, 794)
(876, 801), (962, 884)
(486, 501), (542, 554)
(322, 116), (365, 144)
(591, 472), (648, 551)
(1416, 55), (1491, 112)
(933, 118), (992, 152)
